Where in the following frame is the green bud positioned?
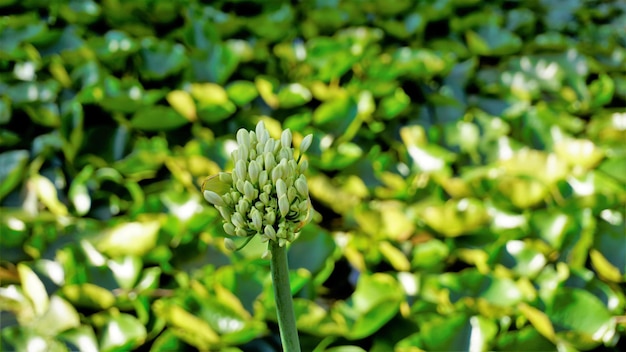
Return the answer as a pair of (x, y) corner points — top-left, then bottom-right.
(264, 139), (275, 154)
(232, 212), (245, 228)
(264, 152), (276, 171)
(236, 199), (250, 215)
(259, 170), (269, 187)
(260, 192), (270, 205)
(248, 160), (260, 184)
(218, 172), (233, 184)
(238, 143), (249, 161)
(295, 176), (308, 197)
(223, 223), (235, 236)
(251, 208), (263, 231)
(204, 190), (225, 206)
(237, 129), (250, 149)
(276, 179), (287, 199)
(236, 228), (248, 237)
(264, 225), (277, 241)
(300, 134), (313, 153)
(281, 129), (292, 149)
(299, 159), (308, 173)
(257, 122), (269, 144)
(278, 194), (290, 217)
(235, 179), (245, 194)
(235, 160), (247, 181)
(288, 186), (297, 203)
(264, 209), (276, 225)
(244, 181), (257, 201)
(224, 238), (237, 251)
(271, 167), (282, 185)
(218, 206), (232, 220)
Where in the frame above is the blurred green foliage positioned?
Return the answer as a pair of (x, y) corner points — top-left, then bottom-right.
(1, 0), (625, 351)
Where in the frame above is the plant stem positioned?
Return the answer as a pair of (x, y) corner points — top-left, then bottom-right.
(269, 240), (301, 352)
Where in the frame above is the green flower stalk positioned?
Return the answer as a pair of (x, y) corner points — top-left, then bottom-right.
(202, 121), (313, 352)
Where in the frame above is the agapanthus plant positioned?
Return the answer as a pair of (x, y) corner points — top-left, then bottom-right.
(202, 121), (313, 352)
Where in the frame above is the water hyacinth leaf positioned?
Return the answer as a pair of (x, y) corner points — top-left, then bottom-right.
(100, 313), (147, 352)
(130, 106), (190, 131)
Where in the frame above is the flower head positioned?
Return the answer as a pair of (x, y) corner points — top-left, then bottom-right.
(203, 121), (313, 250)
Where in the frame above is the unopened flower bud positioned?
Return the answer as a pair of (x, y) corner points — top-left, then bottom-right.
(248, 160), (260, 184)
(237, 129), (250, 148)
(295, 176), (308, 197)
(223, 223), (235, 236)
(251, 208), (263, 231)
(276, 179), (287, 199)
(235, 160), (247, 181)
(204, 190), (225, 206)
(278, 195), (290, 217)
(225, 238), (237, 251)
(300, 134), (313, 153)
(244, 181), (257, 201)
(231, 212), (245, 228)
(218, 172), (233, 184)
(264, 225), (277, 241)
(259, 170), (268, 187)
(281, 129), (292, 149)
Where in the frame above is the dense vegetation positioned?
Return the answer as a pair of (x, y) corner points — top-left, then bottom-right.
(1, 0), (625, 351)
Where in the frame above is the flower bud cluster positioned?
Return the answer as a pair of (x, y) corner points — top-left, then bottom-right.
(204, 121), (313, 248)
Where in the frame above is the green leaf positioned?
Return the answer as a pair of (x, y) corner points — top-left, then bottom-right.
(226, 80), (258, 106)
(130, 106), (190, 131)
(592, 215), (626, 281)
(419, 314), (498, 351)
(60, 284), (116, 310)
(32, 296), (81, 336)
(0, 150), (29, 201)
(59, 326), (99, 352)
(313, 95), (358, 134)
(546, 288), (616, 350)
(100, 313), (147, 352)
(276, 83), (312, 108)
(139, 39), (188, 80)
(335, 273), (404, 340)
(466, 24), (522, 56)
(152, 299), (221, 349)
(94, 220), (161, 257)
(18, 263), (49, 316)
(107, 256), (142, 289)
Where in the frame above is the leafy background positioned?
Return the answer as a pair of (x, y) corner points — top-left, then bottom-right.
(1, 0), (625, 351)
